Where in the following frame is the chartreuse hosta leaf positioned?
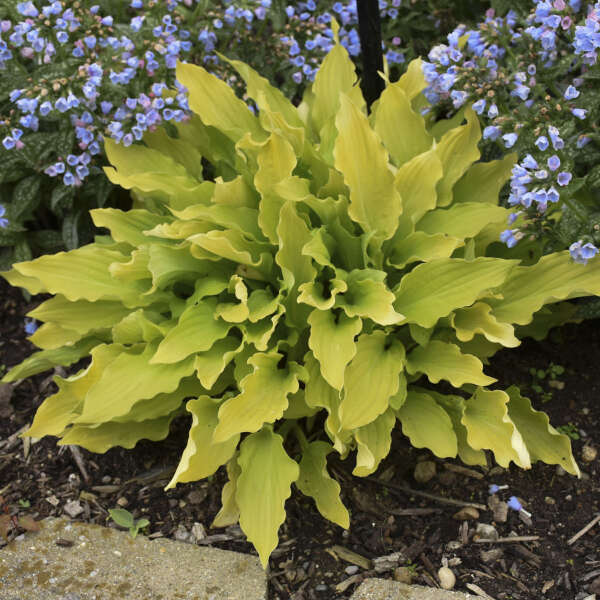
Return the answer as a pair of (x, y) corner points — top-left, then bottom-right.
(213, 352), (302, 442)
(308, 309), (362, 390)
(296, 441), (350, 528)
(353, 408), (396, 476)
(505, 386), (580, 476)
(58, 413), (177, 453)
(176, 62), (266, 144)
(489, 251), (600, 325)
(4, 33), (597, 568)
(334, 94), (402, 241)
(394, 258), (518, 328)
(435, 108), (481, 207)
(451, 302), (520, 347)
(212, 455), (242, 528)
(462, 388), (531, 469)
(397, 391), (458, 458)
(166, 396), (240, 489)
(339, 331), (405, 431)
(372, 81), (432, 167)
(406, 340), (496, 387)
(25, 344), (123, 437)
(423, 389), (486, 466)
(236, 427), (299, 568)
(453, 153), (517, 205)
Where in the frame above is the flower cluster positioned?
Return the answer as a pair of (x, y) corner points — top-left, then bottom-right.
(422, 1), (600, 266)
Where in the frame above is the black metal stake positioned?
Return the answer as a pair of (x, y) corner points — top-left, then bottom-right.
(356, 0), (385, 111)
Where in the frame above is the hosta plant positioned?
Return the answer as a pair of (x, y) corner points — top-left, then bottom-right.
(3, 29), (600, 567)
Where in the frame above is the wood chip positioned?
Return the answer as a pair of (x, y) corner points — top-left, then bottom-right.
(328, 545), (372, 570)
(465, 582), (497, 599)
(444, 463), (484, 479)
(335, 574), (363, 593)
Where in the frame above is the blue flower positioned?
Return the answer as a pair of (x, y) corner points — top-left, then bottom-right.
(564, 85), (580, 100)
(487, 103), (498, 118)
(572, 108), (587, 119)
(547, 155), (560, 171)
(535, 136), (549, 151)
(472, 99), (486, 114)
(0, 204), (8, 228)
(557, 172), (572, 186)
(570, 241), (599, 265)
(24, 318), (38, 335)
(522, 154), (538, 170)
(500, 229), (520, 248)
(483, 126), (501, 141)
(503, 133), (518, 148)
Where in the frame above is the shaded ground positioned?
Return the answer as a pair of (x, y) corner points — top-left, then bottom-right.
(1, 276), (599, 599)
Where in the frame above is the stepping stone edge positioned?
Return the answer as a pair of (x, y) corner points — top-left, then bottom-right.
(351, 578), (476, 600)
(0, 517), (267, 600)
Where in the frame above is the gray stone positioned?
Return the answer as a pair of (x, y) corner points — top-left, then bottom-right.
(351, 579), (475, 599)
(0, 517), (266, 600)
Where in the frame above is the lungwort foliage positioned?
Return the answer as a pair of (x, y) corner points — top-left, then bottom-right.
(3, 32), (600, 567)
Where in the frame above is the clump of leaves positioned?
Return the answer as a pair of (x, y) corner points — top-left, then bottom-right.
(108, 508), (150, 539)
(2, 28), (600, 567)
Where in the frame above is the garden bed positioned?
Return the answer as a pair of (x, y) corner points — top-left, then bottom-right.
(1, 276), (599, 600)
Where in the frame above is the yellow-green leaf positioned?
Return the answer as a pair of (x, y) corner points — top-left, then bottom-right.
(194, 338), (244, 389)
(417, 202), (510, 240)
(406, 340), (496, 387)
(213, 352), (301, 442)
(166, 396), (240, 489)
(74, 345), (195, 424)
(394, 258), (517, 328)
(58, 413), (176, 453)
(435, 108), (481, 207)
(90, 208), (169, 247)
(339, 331), (405, 431)
(151, 299), (231, 364)
(397, 390), (457, 458)
(451, 302), (520, 347)
(505, 386), (580, 476)
(372, 83), (432, 167)
(453, 153), (517, 204)
(462, 388), (531, 469)
(489, 251), (600, 325)
(308, 309), (362, 390)
(212, 456), (242, 528)
(353, 408), (396, 477)
(296, 441), (349, 528)
(334, 94), (402, 240)
(176, 62), (265, 143)
(236, 427), (299, 567)
(387, 231), (462, 269)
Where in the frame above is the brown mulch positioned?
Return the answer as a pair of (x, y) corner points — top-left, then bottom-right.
(1, 276), (599, 600)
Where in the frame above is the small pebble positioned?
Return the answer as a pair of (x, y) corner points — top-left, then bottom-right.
(315, 584), (328, 592)
(453, 507), (479, 521)
(191, 522), (206, 542)
(116, 497), (128, 507)
(481, 548), (503, 563)
(393, 566), (412, 584)
(101, 475), (111, 484)
(345, 565), (359, 575)
(475, 523), (499, 541)
(414, 461), (436, 483)
(438, 566), (456, 590)
(581, 445), (597, 462)
(63, 500), (83, 518)
(555, 465), (567, 476)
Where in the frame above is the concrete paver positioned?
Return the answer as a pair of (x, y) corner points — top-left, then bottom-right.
(0, 517), (266, 600)
(351, 578), (476, 600)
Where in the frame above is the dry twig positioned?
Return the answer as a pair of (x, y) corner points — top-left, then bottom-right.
(474, 535), (540, 544)
(567, 513), (600, 546)
(68, 445), (90, 483)
(369, 478), (487, 510)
